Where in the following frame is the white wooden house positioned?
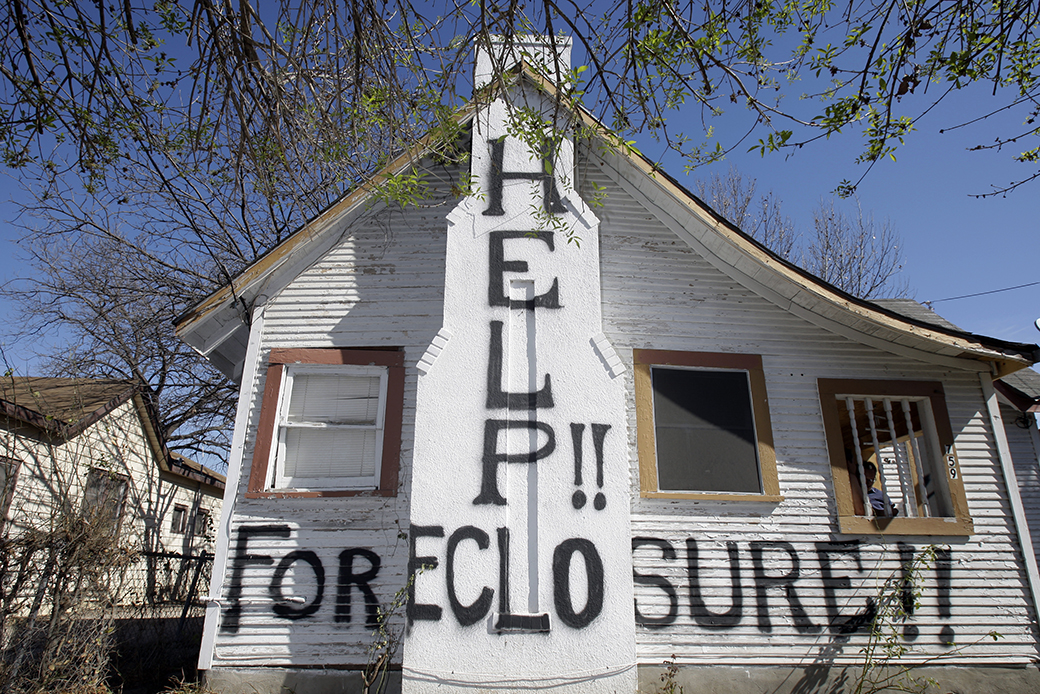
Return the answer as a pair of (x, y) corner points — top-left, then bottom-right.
(993, 366), (1040, 582)
(0, 377), (225, 597)
(177, 39), (1040, 693)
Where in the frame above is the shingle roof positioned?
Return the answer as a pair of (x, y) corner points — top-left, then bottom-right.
(0, 376), (226, 487)
(0, 377), (135, 426)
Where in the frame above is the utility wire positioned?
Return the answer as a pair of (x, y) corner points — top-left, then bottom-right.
(925, 280), (1040, 306)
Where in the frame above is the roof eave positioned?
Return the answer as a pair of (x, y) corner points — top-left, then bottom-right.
(176, 64), (1038, 379)
(174, 106), (482, 378)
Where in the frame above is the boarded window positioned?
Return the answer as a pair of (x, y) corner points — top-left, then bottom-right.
(635, 350), (780, 501)
(651, 367), (761, 493)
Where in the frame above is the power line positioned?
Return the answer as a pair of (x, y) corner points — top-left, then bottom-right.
(925, 280), (1040, 306)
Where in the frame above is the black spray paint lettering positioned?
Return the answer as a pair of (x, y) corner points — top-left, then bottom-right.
(552, 539), (605, 629)
(487, 231), (561, 309)
(571, 423), (611, 510)
(336, 548), (381, 628)
(687, 538), (742, 629)
(631, 537), (678, 628)
(632, 538), (953, 642)
(486, 320), (554, 409)
(408, 525), (604, 631)
(482, 136), (565, 218)
(897, 542), (919, 641)
(222, 525), (383, 631)
(936, 546), (955, 646)
(495, 526), (551, 632)
(815, 541), (874, 634)
(749, 541), (821, 634)
(446, 526), (494, 627)
(269, 550), (325, 620)
(473, 419), (556, 505)
(407, 525), (444, 624)
(221, 524), (291, 633)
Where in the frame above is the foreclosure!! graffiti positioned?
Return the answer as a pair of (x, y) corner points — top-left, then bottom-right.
(633, 537), (954, 642)
(220, 526), (954, 648)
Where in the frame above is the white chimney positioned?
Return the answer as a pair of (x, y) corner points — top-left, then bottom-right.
(474, 35), (572, 90)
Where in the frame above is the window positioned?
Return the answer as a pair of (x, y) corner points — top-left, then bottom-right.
(247, 348), (404, 498)
(634, 350), (781, 501)
(194, 508), (210, 537)
(170, 504), (188, 534)
(82, 467), (128, 534)
(0, 456), (19, 522)
(818, 379), (973, 536)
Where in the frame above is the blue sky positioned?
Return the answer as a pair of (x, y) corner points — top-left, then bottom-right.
(0, 38), (1037, 374)
(651, 81), (1040, 346)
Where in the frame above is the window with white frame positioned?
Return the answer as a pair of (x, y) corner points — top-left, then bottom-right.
(818, 379), (973, 536)
(247, 348), (404, 498)
(272, 364), (387, 489)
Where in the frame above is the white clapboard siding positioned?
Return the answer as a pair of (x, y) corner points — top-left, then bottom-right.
(210, 163), (457, 667)
(581, 153), (1038, 667)
(1004, 403), (1040, 578)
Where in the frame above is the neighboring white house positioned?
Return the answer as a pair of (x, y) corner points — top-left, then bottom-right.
(177, 39), (1040, 694)
(0, 377), (225, 596)
(994, 365), (1040, 580)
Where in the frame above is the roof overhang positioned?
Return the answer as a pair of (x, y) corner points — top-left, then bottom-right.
(175, 65), (1039, 381)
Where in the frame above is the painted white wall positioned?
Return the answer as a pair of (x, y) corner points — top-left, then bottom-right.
(404, 83), (636, 691)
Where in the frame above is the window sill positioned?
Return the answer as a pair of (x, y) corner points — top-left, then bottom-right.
(837, 515), (973, 537)
(641, 491), (785, 504)
(245, 489), (396, 499)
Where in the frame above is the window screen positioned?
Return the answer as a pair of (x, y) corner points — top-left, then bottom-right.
(651, 367), (762, 493)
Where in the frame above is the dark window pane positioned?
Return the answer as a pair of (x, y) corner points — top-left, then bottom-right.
(651, 368), (761, 493)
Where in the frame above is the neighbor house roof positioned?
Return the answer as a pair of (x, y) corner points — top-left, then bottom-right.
(175, 63), (1039, 380)
(996, 368), (1040, 413)
(874, 299), (1040, 412)
(0, 376), (225, 490)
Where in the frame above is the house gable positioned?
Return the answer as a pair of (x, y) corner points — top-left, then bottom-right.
(184, 40), (1040, 694)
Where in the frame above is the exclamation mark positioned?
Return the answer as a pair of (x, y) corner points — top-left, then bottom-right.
(936, 546), (954, 646)
(571, 423), (586, 509)
(592, 424), (610, 510)
(897, 542), (919, 641)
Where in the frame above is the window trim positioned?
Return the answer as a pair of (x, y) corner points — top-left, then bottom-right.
(246, 348), (404, 498)
(634, 349), (782, 502)
(818, 378), (973, 536)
